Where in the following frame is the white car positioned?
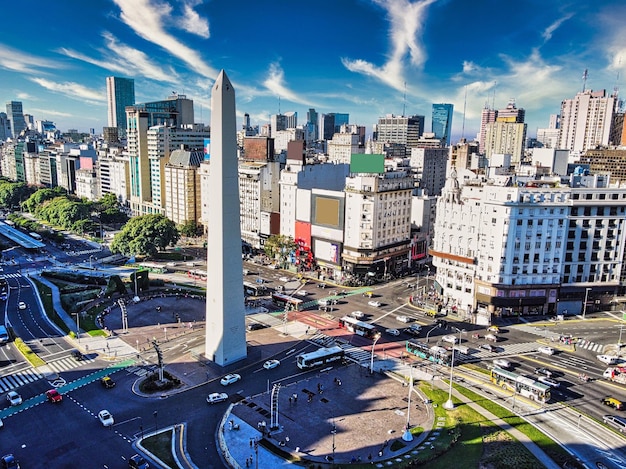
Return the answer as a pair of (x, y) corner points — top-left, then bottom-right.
(206, 392), (229, 404)
(396, 315), (411, 323)
(295, 290), (308, 297)
(442, 335), (459, 344)
(368, 300), (382, 307)
(597, 354), (619, 365)
(537, 346), (555, 356)
(263, 359), (281, 370)
(6, 391), (22, 406)
(98, 409), (114, 427)
(279, 276), (289, 282)
(537, 376), (560, 388)
(385, 328), (401, 337)
(220, 373), (241, 386)
(350, 311), (365, 319)
(18, 301), (26, 310)
(493, 358), (512, 369)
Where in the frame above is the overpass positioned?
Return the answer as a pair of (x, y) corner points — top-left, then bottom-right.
(0, 221), (46, 250)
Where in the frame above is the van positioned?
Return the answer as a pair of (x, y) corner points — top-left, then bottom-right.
(0, 325), (9, 344)
(597, 354), (619, 365)
(455, 345), (470, 355)
(603, 415), (626, 433)
(602, 397), (624, 410)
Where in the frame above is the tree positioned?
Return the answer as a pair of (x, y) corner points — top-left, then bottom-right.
(110, 214), (180, 257)
(0, 181), (35, 209)
(22, 187), (66, 213)
(178, 220), (201, 238)
(264, 235), (297, 267)
(94, 193), (128, 224)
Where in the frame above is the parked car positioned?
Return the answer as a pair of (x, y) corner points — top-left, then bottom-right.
(6, 391), (21, 406)
(98, 410), (114, 427)
(128, 454), (150, 469)
(45, 389), (63, 403)
(368, 300), (382, 307)
(206, 392), (229, 404)
(263, 359), (280, 370)
(534, 367), (553, 378)
(493, 358), (512, 369)
(385, 328), (401, 337)
(537, 346), (555, 355)
(220, 374), (241, 386)
(396, 315), (411, 323)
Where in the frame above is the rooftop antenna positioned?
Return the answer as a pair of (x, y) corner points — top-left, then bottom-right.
(582, 69), (588, 92)
(278, 96), (281, 115)
(491, 81), (497, 109)
(402, 81), (407, 116)
(461, 85), (467, 140)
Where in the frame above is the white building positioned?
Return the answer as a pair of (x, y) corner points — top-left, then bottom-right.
(327, 132), (363, 164)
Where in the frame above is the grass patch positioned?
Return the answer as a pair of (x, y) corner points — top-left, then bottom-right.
(141, 430), (176, 468)
(452, 383), (583, 469)
(14, 338), (46, 367)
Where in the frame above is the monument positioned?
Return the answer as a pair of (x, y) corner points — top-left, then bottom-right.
(204, 70), (247, 365)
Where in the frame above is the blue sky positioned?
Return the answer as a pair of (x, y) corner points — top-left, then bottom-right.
(1, 0), (625, 142)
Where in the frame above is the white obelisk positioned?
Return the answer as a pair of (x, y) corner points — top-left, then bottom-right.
(205, 70), (247, 365)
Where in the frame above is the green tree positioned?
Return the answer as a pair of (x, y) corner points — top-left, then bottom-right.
(22, 187), (67, 213)
(178, 220), (201, 238)
(0, 181), (35, 209)
(264, 235), (297, 267)
(94, 193), (128, 224)
(110, 214), (180, 257)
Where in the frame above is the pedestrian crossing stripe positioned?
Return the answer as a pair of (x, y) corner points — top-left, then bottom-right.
(577, 339), (604, 353)
(2, 273), (22, 279)
(0, 356), (96, 392)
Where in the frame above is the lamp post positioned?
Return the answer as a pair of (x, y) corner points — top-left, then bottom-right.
(330, 420), (337, 468)
(153, 410), (158, 435)
(370, 333), (381, 374)
(443, 327), (465, 410)
(74, 313), (81, 343)
(425, 324), (439, 343)
(89, 255), (94, 270)
(582, 288), (591, 319)
(402, 365), (417, 441)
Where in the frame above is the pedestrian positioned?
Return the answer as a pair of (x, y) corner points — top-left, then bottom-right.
(293, 393), (298, 402)
(289, 396), (292, 404)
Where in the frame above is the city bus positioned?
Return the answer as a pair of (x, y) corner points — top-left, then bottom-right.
(296, 346), (345, 370)
(490, 367), (551, 403)
(338, 316), (379, 339)
(243, 281), (267, 297)
(405, 340), (451, 365)
(271, 292), (303, 311)
(138, 262), (168, 274)
(187, 270), (208, 281)
(28, 232), (42, 241)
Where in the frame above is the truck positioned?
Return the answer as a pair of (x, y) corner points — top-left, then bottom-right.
(0, 325), (9, 344)
(603, 367), (626, 384)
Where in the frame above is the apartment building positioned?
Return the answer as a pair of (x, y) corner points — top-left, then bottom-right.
(164, 148), (204, 226)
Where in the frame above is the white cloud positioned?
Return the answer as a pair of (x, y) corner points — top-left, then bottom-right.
(0, 43), (61, 74)
(179, 2), (210, 39)
(112, 0), (217, 78)
(28, 77), (105, 103)
(542, 13), (573, 42)
(262, 62), (317, 106)
(30, 108), (74, 118)
(342, 0), (436, 91)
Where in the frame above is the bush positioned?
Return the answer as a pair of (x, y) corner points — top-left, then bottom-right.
(139, 370), (182, 393)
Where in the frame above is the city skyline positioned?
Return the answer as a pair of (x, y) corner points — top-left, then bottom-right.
(0, 0), (624, 141)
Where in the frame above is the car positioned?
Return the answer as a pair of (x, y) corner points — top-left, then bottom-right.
(534, 367), (553, 378)
(246, 322), (267, 331)
(279, 276), (289, 282)
(487, 325), (500, 333)
(70, 349), (84, 361)
(45, 389), (62, 403)
(17, 302), (26, 310)
(350, 311), (365, 319)
(493, 358), (512, 369)
(537, 376), (560, 388)
(6, 391), (22, 406)
(220, 373), (241, 386)
(597, 354), (620, 365)
(480, 343), (495, 352)
(368, 300), (382, 307)
(409, 324), (422, 332)
(295, 290), (308, 296)
(442, 335), (459, 344)
(604, 415), (626, 433)
(128, 454), (150, 469)
(0, 454), (19, 469)
(98, 410), (114, 427)
(537, 346), (555, 355)
(484, 333), (498, 342)
(385, 328), (401, 336)
(206, 392), (229, 404)
(404, 327), (421, 337)
(100, 376), (116, 389)
(602, 397), (624, 410)
(263, 359), (281, 370)
(396, 315), (411, 323)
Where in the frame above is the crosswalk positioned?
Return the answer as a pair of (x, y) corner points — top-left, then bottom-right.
(576, 339), (604, 353)
(66, 248), (102, 257)
(0, 355), (96, 392)
(2, 272), (22, 279)
(308, 332), (372, 363)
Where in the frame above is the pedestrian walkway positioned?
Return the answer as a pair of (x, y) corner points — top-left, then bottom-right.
(576, 339), (605, 353)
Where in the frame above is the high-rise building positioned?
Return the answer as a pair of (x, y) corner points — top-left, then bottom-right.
(484, 121), (527, 166)
(431, 103), (453, 145)
(204, 70), (247, 366)
(106, 77), (135, 137)
(479, 105), (497, 154)
(0, 113), (9, 141)
(307, 108), (319, 141)
(375, 115), (425, 148)
(5, 101), (26, 138)
(558, 89), (616, 153)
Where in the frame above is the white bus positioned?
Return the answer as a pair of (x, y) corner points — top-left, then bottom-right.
(28, 232), (42, 241)
(490, 367), (551, 403)
(296, 346), (344, 370)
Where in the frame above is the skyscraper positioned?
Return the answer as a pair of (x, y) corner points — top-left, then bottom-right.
(106, 77), (135, 137)
(431, 103), (453, 145)
(204, 70), (247, 366)
(5, 101), (26, 138)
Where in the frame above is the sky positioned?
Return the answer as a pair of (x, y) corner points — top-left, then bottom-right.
(1, 0), (625, 143)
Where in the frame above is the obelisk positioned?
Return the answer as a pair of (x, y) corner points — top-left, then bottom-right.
(205, 70), (247, 365)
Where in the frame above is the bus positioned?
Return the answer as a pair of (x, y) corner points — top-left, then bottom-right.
(138, 262), (168, 274)
(338, 316), (379, 339)
(405, 340), (451, 365)
(296, 346), (344, 370)
(28, 232), (42, 241)
(271, 292), (303, 311)
(187, 270), (208, 281)
(243, 281), (267, 297)
(490, 367), (551, 403)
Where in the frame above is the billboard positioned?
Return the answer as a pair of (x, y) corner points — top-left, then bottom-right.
(311, 194), (343, 229)
(350, 153), (384, 174)
(204, 138), (210, 160)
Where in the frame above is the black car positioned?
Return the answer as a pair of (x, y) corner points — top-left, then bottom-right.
(128, 454), (149, 469)
(0, 454), (19, 469)
(403, 328), (421, 337)
(534, 367), (553, 378)
(100, 376), (116, 389)
(70, 349), (84, 361)
(247, 322), (267, 331)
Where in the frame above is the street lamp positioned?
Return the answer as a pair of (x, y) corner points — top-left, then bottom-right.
(153, 410), (158, 435)
(402, 365), (417, 442)
(370, 333), (381, 374)
(582, 288), (591, 319)
(74, 313), (81, 343)
(330, 420), (337, 468)
(89, 255), (95, 270)
(425, 324), (440, 343)
(443, 327), (465, 410)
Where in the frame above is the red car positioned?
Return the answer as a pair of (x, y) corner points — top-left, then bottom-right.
(45, 389), (63, 403)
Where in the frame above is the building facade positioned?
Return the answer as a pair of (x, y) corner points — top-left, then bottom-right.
(106, 77), (135, 138)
